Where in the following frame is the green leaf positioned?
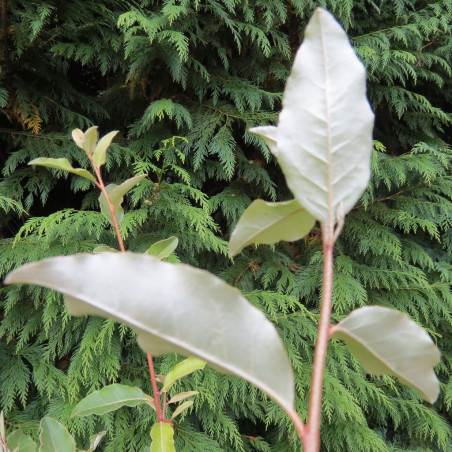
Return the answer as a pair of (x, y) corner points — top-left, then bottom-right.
(39, 417), (76, 452)
(150, 423), (175, 452)
(71, 129), (84, 149)
(7, 430), (37, 452)
(251, 8), (374, 227)
(29, 158), (96, 183)
(228, 199), (315, 257)
(98, 184), (124, 226)
(87, 431), (106, 451)
(146, 236), (179, 260)
(5, 253), (295, 414)
(92, 131), (118, 168)
(93, 245), (118, 253)
(82, 126), (98, 155)
(109, 175), (148, 206)
(331, 306), (441, 403)
(162, 357), (206, 392)
(71, 384), (151, 417)
(170, 400), (193, 421)
(98, 175), (147, 225)
(168, 391), (199, 404)
(99, 174), (147, 224)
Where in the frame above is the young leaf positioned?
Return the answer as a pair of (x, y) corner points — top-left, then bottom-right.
(71, 384), (151, 417)
(168, 391), (199, 404)
(251, 8), (374, 227)
(93, 245), (118, 253)
(98, 185), (124, 226)
(150, 423), (175, 452)
(146, 236), (179, 260)
(71, 129), (84, 149)
(7, 430), (37, 452)
(98, 175), (147, 225)
(162, 357), (206, 392)
(108, 175), (147, 206)
(170, 400), (193, 421)
(5, 253), (295, 415)
(87, 431), (106, 452)
(92, 131), (119, 168)
(39, 417), (76, 452)
(228, 199), (315, 257)
(29, 158), (96, 183)
(81, 126), (98, 155)
(330, 306), (441, 403)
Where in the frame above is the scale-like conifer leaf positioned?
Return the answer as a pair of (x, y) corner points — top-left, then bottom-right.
(251, 8), (374, 226)
(331, 306), (441, 403)
(29, 158), (96, 182)
(228, 199), (315, 257)
(5, 253), (295, 413)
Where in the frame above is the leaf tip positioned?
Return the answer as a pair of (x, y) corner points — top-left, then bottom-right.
(72, 128), (85, 148)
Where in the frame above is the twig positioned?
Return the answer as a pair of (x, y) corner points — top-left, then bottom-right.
(303, 224), (334, 452)
(147, 353), (164, 422)
(87, 151), (165, 423)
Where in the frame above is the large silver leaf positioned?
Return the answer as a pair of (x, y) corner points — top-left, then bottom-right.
(251, 8), (374, 226)
(331, 306), (441, 403)
(5, 253), (294, 413)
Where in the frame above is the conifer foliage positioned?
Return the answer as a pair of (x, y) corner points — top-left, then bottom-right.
(0, 1), (451, 451)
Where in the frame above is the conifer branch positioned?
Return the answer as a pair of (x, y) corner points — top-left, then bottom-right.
(2, 0), (8, 72)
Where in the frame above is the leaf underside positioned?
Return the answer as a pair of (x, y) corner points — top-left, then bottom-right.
(331, 306), (441, 403)
(5, 253), (295, 413)
(251, 8), (375, 226)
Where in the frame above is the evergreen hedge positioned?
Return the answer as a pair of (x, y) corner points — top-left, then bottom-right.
(0, 1), (451, 450)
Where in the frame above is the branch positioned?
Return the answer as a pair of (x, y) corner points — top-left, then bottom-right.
(2, 0), (8, 72)
(303, 224), (335, 452)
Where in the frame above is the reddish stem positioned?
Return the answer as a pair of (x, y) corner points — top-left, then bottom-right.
(162, 392), (167, 415)
(147, 353), (164, 422)
(285, 407), (306, 441)
(88, 154), (164, 421)
(303, 224), (334, 452)
(89, 160), (125, 253)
